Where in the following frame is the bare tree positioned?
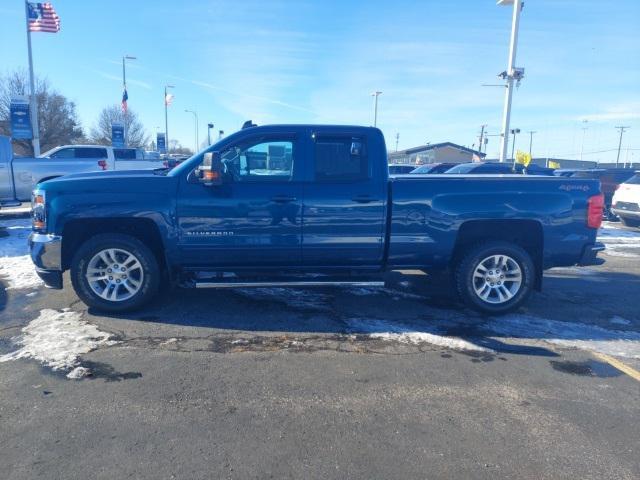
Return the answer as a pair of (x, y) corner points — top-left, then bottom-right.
(89, 105), (148, 147)
(0, 70), (84, 155)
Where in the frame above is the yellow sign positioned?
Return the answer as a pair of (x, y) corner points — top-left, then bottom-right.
(548, 160), (560, 169)
(515, 150), (532, 167)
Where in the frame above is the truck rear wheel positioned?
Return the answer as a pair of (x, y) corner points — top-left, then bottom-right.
(71, 234), (160, 312)
(454, 241), (534, 315)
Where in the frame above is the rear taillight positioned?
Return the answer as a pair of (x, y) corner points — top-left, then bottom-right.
(587, 193), (604, 229)
(98, 160), (107, 170)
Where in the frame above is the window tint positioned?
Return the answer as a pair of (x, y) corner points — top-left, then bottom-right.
(315, 137), (368, 181)
(114, 148), (137, 160)
(626, 174), (640, 185)
(49, 148), (75, 159)
(74, 148), (108, 159)
(221, 139), (293, 182)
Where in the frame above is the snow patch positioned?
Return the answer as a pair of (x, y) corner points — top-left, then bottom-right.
(0, 309), (118, 378)
(0, 218), (42, 289)
(345, 317), (490, 353)
(485, 314), (640, 359)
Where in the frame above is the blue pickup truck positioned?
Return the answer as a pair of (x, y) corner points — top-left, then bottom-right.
(28, 124), (605, 314)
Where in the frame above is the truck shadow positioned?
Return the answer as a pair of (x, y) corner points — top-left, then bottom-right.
(94, 267), (640, 359)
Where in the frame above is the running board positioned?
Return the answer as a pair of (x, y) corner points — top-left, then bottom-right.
(195, 280), (385, 289)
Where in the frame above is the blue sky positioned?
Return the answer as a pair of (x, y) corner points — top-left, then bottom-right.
(1, 0), (639, 162)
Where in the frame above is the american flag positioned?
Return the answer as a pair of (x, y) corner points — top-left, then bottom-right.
(28, 2), (61, 33)
(121, 89), (128, 113)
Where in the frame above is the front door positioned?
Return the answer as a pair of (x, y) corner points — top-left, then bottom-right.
(176, 135), (303, 268)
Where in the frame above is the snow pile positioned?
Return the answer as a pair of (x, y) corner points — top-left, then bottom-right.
(345, 317), (491, 352)
(597, 222), (640, 258)
(0, 218), (42, 289)
(486, 314), (640, 359)
(0, 309), (117, 379)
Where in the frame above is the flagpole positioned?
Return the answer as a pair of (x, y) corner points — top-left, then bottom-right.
(24, 0), (41, 156)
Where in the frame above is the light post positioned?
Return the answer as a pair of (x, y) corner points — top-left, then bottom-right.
(615, 126), (630, 167)
(527, 130), (536, 156)
(207, 123), (214, 145)
(371, 91), (382, 127)
(218, 130), (224, 140)
(122, 55), (136, 146)
(164, 85), (174, 153)
(510, 128), (520, 161)
(580, 120), (588, 161)
(497, 0), (525, 162)
(185, 109), (199, 152)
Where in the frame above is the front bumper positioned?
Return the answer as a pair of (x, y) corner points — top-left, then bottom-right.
(577, 242), (605, 266)
(28, 232), (63, 289)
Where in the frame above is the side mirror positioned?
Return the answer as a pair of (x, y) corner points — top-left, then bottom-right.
(196, 151), (223, 186)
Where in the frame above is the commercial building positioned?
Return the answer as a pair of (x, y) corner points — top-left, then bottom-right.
(388, 142), (486, 165)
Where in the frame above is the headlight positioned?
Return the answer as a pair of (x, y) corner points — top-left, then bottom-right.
(31, 189), (46, 231)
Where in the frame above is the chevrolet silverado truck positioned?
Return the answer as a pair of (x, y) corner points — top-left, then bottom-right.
(0, 135), (163, 205)
(28, 124), (605, 314)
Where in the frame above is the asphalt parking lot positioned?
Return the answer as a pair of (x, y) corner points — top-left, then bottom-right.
(1, 212), (639, 479)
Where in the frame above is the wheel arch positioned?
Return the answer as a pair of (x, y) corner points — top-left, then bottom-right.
(451, 219), (543, 290)
(61, 217), (168, 275)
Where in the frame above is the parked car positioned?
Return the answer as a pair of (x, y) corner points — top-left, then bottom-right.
(29, 124), (604, 315)
(445, 162), (516, 174)
(388, 164), (416, 174)
(410, 163), (457, 174)
(0, 137), (165, 203)
(611, 173), (640, 227)
(563, 169), (636, 219)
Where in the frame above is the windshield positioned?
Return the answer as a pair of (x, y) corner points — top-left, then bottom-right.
(445, 164), (476, 174)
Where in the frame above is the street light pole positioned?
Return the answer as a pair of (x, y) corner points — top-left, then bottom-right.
(510, 128), (520, 161)
(207, 123), (214, 146)
(371, 91), (382, 127)
(164, 85), (174, 153)
(615, 126), (630, 167)
(498, 0), (524, 162)
(122, 55), (136, 146)
(580, 120), (589, 161)
(185, 109), (199, 152)
(527, 130), (536, 156)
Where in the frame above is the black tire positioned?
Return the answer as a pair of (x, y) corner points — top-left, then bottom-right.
(619, 216), (640, 228)
(454, 241), (535, 315)
(71, 233), (160, 312)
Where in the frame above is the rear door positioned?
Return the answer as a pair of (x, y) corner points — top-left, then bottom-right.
(302, 131), (387, 267)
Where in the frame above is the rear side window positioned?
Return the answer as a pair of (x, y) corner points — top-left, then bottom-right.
(114, 148), (136, 160)
(315, 136), (368, 181)
(75, 148), (108, 159)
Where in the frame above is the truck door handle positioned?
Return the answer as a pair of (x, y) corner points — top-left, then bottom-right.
(352, 195), (375, 203)
(270, 195), (297, 203)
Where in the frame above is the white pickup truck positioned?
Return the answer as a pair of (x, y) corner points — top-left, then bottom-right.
(0, 135), (165, 204)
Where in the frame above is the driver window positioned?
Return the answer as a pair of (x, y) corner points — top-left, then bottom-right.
(221, 139), (293, 182)
(49, 148), (75, 159)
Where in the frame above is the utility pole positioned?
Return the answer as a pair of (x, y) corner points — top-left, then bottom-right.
(395, 133), (399, 152)
(478, 125), (487, 154)
(371, 91), (382, 127)
(164, 85), (174, 153)
(615, 126), (630, 167)
(527, 130), (536, 156)
(498, 0), (524, 162)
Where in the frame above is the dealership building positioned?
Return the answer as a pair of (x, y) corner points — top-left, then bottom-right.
(388, 142), (486, 165)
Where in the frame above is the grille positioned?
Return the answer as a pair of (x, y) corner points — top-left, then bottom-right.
(615, 201), (639, 212)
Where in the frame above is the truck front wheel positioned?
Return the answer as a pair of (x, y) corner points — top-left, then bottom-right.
(71, 234), (160, 312)
(454, 241), (535, 315)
